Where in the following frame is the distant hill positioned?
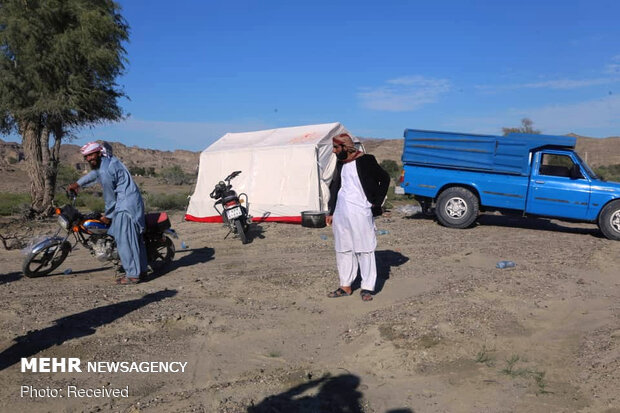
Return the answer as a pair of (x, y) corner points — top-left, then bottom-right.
(0, 139), (200, 174)
(1, 134), (619, 193)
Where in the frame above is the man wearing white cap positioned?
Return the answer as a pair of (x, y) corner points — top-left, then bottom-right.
(68, 142), (147, 284)
(326, 133), (390, 301)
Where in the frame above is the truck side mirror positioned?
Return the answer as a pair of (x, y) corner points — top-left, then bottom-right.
(570, 164), (583, 179)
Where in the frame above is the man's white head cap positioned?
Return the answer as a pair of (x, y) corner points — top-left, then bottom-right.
(80, 142), (105, 156)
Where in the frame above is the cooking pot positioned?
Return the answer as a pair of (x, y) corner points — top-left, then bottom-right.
(301, 211), (326, 228)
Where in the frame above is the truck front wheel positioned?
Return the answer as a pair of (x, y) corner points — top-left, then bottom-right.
(598, 200), (620, 241)
(436, 187), (479, 229)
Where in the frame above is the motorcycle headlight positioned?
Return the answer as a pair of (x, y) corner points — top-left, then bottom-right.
(57, 214), (70, 230)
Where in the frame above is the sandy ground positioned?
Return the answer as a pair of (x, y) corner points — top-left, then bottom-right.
(0, 206), (619, 413)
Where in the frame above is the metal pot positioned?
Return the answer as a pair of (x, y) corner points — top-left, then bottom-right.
(301, 211), (326, 228)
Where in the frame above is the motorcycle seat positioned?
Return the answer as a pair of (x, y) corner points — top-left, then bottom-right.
(145, 212), (171, 232)
(222, 194), (238, 204)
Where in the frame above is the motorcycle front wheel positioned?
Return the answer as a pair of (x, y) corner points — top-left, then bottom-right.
(22, 240), (71, 278)
(148, 236), (175, 273)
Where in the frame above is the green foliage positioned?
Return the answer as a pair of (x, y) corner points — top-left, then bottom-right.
(160, 165), (194, 185)
(144, 192), (189, 211)
(0, 192), (30, 216)
(129, 165), (157, 177)
(475, 344), (495, 367)
(594, 164), (620, 182)
(502, 118), (541, 136)
(7, 156), (18, 164)
(0, 0), (130, 132)
(380, 159), (401, 182)
(56, 163), (80, 187)
(55, 189), (105, 213)
(1, 0), (129, 213)
(77, 193), (106, 213)
(384, 183), (415, 209)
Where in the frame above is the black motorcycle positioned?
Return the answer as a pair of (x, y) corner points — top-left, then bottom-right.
(210, 171), (251, 244)
(22, 192), (177, 277)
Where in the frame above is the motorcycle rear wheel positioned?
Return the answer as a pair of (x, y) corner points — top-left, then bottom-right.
(22, 241), (71, 278)
(234, 220), (249, 244)
(148, 236), (175, 273)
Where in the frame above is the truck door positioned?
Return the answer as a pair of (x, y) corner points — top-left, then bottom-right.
(526, 152), (591, 220)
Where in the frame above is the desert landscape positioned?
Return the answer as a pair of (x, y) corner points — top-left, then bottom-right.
(0, 136), (619, 412)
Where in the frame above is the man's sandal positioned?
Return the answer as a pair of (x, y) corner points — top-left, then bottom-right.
(116, 276), (140, 285)
(360, 290), (373, 301)
(327, 288), (351, 298)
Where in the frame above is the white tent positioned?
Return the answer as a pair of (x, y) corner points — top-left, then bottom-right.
(185, 122), (359, 223)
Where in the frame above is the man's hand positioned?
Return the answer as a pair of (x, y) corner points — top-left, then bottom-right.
(100, 215), (111, 225)
(67, 182), (80, 194)
(326, 215), (333, 226)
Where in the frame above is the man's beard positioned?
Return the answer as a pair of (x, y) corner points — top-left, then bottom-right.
(336, 150), (348, 161)
(89, 158), (101, 170)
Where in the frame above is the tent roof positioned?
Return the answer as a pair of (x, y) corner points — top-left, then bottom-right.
(204, 122), (348, 152)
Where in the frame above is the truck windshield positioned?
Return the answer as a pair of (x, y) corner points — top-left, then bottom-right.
(574, 153), (600, 180)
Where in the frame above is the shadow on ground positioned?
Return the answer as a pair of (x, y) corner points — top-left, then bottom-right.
(403, 211), (602, 238)
(375, 249), (409, 293)
(348, 249), (408, 296)
(146, 247), (215, 281)
(477, 214), (602, 237)
(0, 289), (177, 371)
(248, 373), (414, 413)
(0, 271), (22, 285)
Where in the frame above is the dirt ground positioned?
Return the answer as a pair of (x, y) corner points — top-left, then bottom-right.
(0, 205), (619, 413)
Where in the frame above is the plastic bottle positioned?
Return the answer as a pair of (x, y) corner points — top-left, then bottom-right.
(376, 229), (389, 235)
(63, 268), (73, 275)
(181, 241), (188, 249)
(496, 260), (516, 269)
(319, 235), (328, 240)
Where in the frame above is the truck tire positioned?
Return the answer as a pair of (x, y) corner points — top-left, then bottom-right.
(436, 187), (479, 229)
(598, 200), (620, 241)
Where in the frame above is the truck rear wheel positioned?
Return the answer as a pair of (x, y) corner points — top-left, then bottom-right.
(598, 200), (620, 241)
(436, 187), (479, 229)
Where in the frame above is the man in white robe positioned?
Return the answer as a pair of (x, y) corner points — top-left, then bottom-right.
(326, 134), (390, 301)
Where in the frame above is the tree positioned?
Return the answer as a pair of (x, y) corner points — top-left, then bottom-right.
(502, 118), (541, 136)
(0, 0), (129, 216)
(380, 159), (401, 182)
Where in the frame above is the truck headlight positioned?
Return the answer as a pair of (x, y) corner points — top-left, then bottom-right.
(57, 214), (70, 230)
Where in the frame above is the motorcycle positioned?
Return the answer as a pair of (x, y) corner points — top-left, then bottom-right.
(210, 170), (251, 244)
(22, 192), (178, 278)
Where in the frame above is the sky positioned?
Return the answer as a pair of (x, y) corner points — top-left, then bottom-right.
(8, 0), (620, 151)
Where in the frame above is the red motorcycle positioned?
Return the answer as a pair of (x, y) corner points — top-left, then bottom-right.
(22, 192), (177, 277)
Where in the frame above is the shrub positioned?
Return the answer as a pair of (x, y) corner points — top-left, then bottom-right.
(144, 192), (189, 211)
(56, 190), (105, 213)
(56, 163), (80, 187)
(594, 164), (620, 183)
(380, 159), (401, 182)
(7, 156), (18, 164)
(129, 166), (146, 176)
(160, 165), (193, 185)
(80, 193), (106, 213)
(0, 192), (30, 216)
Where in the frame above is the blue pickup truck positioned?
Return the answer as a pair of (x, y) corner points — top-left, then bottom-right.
(399, 129), (620, 240)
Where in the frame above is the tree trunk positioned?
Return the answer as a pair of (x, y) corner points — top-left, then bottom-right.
(20, 120), (62, 217)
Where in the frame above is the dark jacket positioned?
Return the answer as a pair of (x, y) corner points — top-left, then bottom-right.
(328, 154), (390, 217)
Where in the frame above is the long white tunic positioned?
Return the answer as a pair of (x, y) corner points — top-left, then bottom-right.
(332, 161), (376, 253)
